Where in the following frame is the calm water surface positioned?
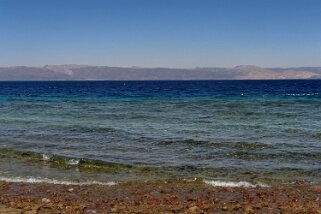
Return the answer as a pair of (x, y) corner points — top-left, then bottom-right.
(0, 80), (320, 185)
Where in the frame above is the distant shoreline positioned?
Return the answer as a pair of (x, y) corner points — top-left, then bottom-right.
(1, 65), (321, 80)
(1, 79), (321, 82)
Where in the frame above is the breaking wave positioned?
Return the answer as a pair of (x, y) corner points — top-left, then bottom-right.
(0, 176), (116, 186)
(204, 180), (269, 188)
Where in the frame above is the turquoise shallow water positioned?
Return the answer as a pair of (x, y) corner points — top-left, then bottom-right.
(0, 80), (321, 185)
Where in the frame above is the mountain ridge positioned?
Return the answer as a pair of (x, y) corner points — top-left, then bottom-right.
(0, 65), (321, 80)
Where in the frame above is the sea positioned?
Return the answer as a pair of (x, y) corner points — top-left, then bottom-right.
(0, 80), (320, 186)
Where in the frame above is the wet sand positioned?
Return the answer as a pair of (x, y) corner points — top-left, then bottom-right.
(0, 180), (320, 213)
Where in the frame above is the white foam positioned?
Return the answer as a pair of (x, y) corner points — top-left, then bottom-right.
(286, 93), (319, 96)
(204, 180), (269, 188)
(42, 154), (51, 161)
(67, 159), (80, 165)
(0, 176), (116, 186)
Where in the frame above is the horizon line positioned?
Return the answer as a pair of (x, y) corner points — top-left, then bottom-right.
(2, 64), (321, 70)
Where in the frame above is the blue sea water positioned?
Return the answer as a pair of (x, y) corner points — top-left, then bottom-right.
(0, 80), (321, 185)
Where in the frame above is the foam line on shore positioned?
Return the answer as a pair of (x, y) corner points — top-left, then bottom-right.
(204, 180), (269, 188)
(0, 176), (116, 186)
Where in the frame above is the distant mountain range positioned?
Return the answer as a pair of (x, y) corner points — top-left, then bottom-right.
(1, 65), (321, 80)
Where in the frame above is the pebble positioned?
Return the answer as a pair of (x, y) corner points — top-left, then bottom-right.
(84, 209), (97, 214)
(41, 198), (51, 203)
(189, 205), (200, 212)
(111, 207), (118, 213)
(24, 210), (37, 214)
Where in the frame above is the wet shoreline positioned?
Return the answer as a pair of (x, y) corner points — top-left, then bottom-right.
(0, 179), (320, 213)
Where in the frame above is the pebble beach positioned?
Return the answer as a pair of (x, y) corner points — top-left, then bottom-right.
(0, 180), (320, 213)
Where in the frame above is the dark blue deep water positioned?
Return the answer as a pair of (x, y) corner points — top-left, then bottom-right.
(0, 80), (321, 185)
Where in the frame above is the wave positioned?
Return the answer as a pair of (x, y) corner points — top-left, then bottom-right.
(286, 93), (319, 96)
(39, 124), (117, 133)
(312, 133), (321, 139)
(0, 176), (116, 186)
(0, 148), (159, 174)
(160, 139), (207, 146)
(1, 148), (320, 185)
(159, 140), (274, 150)
(204, 180), (269, 188)
(42, 154), (50, 161)
(67, 159), (80, 165)
(225, 151), (321, 161)
(0, 175), (269, 188)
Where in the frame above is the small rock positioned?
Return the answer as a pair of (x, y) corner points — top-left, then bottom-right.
(171, 206), (183, 212)
(0, 205), (22, 214)
(41, 198), (51, 203)
(24, 210), (37, 214)
(189, 205), (200, 213)
(84, 209), (97, 214)
(222, 206), (228, 211)
(244, 206), (254, 213)
(68, 188), (74, 192)
(111, 207), (118, 213)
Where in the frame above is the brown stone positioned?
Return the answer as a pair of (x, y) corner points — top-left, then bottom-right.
(189, 205), (200, 213)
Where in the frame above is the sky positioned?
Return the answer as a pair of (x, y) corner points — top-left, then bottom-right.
(0, 0), (320, 68)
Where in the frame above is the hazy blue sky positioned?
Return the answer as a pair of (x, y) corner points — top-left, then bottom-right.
(1, 0), (320, 68)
